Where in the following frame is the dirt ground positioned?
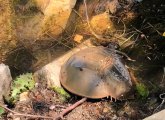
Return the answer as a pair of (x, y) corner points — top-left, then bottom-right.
(1, 0), (165, 119)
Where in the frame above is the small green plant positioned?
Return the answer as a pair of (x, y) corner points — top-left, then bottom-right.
(136, 83), (149, 99)
(10, 73), (35, 103)
(52, 87), (70, 102)
(0, 107), (5, 117)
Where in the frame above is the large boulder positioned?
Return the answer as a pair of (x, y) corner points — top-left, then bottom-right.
(16, 0), (77, 43)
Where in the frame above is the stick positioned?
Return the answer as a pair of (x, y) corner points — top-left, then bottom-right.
(0, 103), (53, 119)
(0, 98), (87, 120)
(54, 98), (87, 120)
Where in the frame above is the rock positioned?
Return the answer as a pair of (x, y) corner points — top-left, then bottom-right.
(34, 39), (95, 88)
(77, 1), (115, 40)
(73, 34), (83, 43)
(143, 109), (165, 120)
(16, 0), (77, 43)
(19, 92), (30, 102)
(37, 0), (77, 37)
(90, 12), (115, 35)
(0, 64), (12, 101)
(0, 0), (17, 62)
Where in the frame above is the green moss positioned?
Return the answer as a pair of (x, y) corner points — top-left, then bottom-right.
(52, 86), (71, 102)
(0, 107), (5, 117)
(7, 73), (35, 103)
(136, 83), (149, 99)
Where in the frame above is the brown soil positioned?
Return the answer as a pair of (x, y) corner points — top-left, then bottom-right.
(1, 0), (165, 119)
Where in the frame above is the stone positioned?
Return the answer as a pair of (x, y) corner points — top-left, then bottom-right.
(0, 0), (17, 62)
(16, 0), (77, 42)
(0, 64), (12, 101)
(73, 34), (83, 43)
(143, 109), (165, 120)
(38, 0), (77, 37)
(19, 92), (30, 102)
(90, 12), (115, 35)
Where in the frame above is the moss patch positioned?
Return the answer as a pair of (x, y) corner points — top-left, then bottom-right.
(52, 86), (71, 102)
(136, 83), (149, 99)
(7, 73), (35, 103)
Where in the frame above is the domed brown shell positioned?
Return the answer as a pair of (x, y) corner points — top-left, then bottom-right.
(60, 46), (132, 99)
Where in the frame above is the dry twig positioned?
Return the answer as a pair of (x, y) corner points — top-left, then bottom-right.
(0, 98), (87, 120)
(54, 98), (87, 120)
(0, 103), (53, 119)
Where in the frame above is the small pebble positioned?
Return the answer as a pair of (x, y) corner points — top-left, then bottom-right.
(49, 105), (56, 110)
(103, 108), (109, 113)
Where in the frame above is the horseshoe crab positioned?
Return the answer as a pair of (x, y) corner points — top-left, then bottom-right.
(60, 46), (132, 99)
